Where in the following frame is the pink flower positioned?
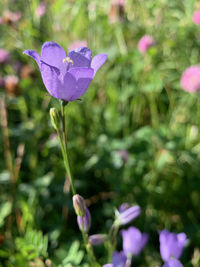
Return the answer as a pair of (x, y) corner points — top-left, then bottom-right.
(0, 49), (10, 64)
(193, 10), (200, 25)
(180, 66), (200, 93)
(68, 40), (88, 52)
(138, 35), (156, 54)
(36, 2), (46, 18)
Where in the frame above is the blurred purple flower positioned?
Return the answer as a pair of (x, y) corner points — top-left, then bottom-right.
(89, 234), (107, 246)
(193, 10), (200, 25)
(23, 42), (107, 101)
(112, 251), (127, 267)
(103, 251), (127, 267)
(159, 230), (187, 262)
(163, 258), (183, 267)
(180, 65), (200, 93)
(36, 2), (46, 18)
(115, 205), (141, 226)
(77, 207), (91, 233)
(138, 35), (156, 54)
(68, 40), (88, 52)
(118, 150), (129, 163)
(0, 49), (10, 64)
(121, 226), (148, 256)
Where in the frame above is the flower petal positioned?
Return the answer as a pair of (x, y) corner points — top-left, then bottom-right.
(63, 67), (94, 101)
(41, 41), (66, 71)
(91, 54), (107, 76)
(68, 47), (92, 68)
(23, 50), (41, 68)
(40, 61), (63, 99)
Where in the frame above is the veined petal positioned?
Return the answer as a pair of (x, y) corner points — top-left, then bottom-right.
(40, 61), (63, 99)
(91, 54), (107, 76)
(68, 47), (92, 68)
(41, 41), (66, 71)
(63, 67), (94, 101)
(23, 50), (41, 68)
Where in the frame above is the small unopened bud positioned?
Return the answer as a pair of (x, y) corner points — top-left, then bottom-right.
(77, 207), (91, 233)
(89, 234), (107, 246)
(73, 194), (86, 217)
(50, 108), (60, 130)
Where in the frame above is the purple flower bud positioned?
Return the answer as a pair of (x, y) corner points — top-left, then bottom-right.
(162, 259), (183, 267)
(103, 265), (113, 267)
(115, 205), (141, 226)
(159, 230), (187, 262)
(121, 226), (148, 256)
(77, 207), (91, 233)
(73, 194), (86, 217)
(89, 234), (107, 246)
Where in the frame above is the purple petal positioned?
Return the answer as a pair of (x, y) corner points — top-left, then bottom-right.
(103, 265), (113, 267)
(118, 205), (141, 225)
(163, 259), (183, 267)
(23, 50), (41, 68)
(68, 47), (92, 68)
(40, 61), (63, 99)
(41, 41), (66, 71)
(91, 53), (107, 76)
(63, 67), (94, 101)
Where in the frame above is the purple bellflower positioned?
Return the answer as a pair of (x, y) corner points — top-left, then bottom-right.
(77, 206), (91, 233)
(115, 204), (141, 226)
(163, 258), (183, 267)
(121, 226), (148, 256)
(159, 230), (187, 262)
(23, 42), (107, 101)
(103, 251), (127, 267)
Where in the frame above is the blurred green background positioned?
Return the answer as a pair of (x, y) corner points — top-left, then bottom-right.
(0, 0), (200, 266)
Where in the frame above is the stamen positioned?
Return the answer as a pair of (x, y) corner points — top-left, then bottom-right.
(63, 57), (74, 64)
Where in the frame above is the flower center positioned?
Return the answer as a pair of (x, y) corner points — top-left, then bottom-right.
(63, 57), (74, 64)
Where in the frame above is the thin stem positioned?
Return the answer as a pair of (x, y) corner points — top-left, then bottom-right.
(61, 102), (67, 148)
(56, 129), (76, 195)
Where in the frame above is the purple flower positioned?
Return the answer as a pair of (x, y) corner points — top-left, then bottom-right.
(23, 42), (107, 101)
(103, 251), (127, 267)
(77, 207), (91, 233)
(138, 35), (156, 54)
(193, 10), (200, 25)
(89, 234), (107, 246)
(121, 226), (148, 256)
(163, 259), (183, 267)
(159, 230), (187, 262)
(112, 251), (127, 267)
(115, 205), (141, 226)
(118, 203), (130, 213)
(0, 49), (10, 64)
(180, 65), (200, 93)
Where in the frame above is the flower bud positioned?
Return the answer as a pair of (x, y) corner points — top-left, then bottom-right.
(89, 234), (107, 246)
(115, 205), (141, 226)
(73, 194), (86, 217)
(50, 108), (60, 131)
(77, 207), (91, 233)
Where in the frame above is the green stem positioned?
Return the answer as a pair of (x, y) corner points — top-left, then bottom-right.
(56, 129), (76, 195)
